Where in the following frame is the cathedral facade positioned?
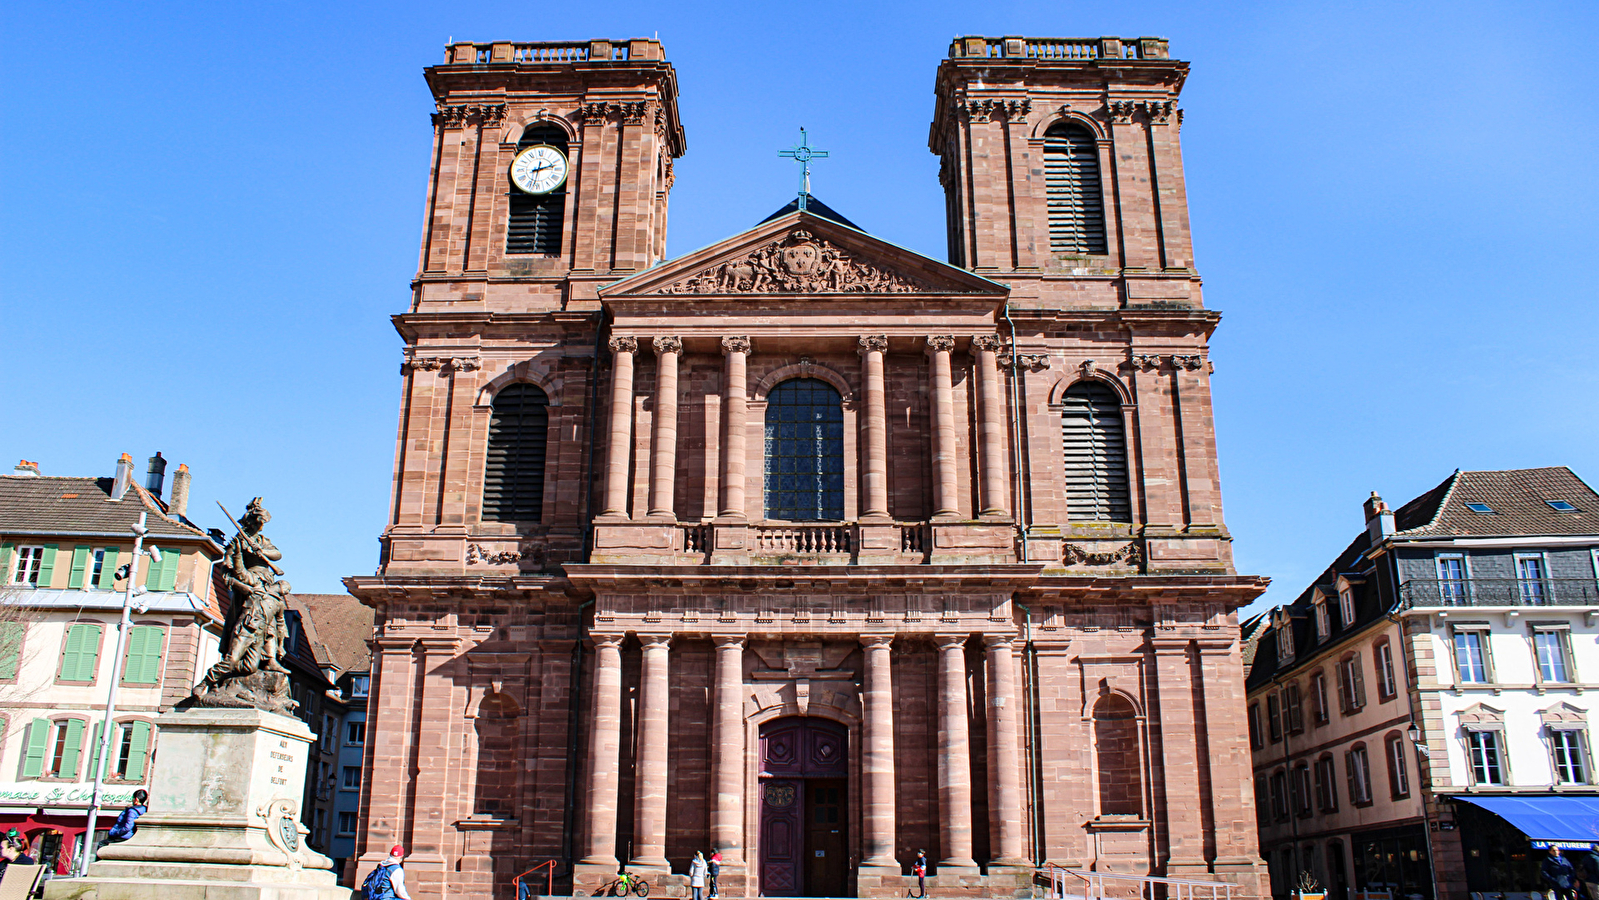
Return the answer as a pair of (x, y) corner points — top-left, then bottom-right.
(345, 35), (1268, 900)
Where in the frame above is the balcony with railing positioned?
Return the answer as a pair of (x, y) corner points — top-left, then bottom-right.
(443, 39), (664, 66)
(948, 35), (1170, 62)
(1401, 578), (1599, 609)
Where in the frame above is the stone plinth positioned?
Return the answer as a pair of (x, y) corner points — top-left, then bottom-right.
(46, 708), (348, 900)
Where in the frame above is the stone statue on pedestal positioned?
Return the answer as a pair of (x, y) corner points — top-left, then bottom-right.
(188, 497), (296, 715)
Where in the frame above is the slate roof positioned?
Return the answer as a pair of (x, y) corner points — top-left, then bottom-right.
(290, 593), (374, 674)
(1244, 528), (1380, 689)
(0, 473), (209, 541)
(758, 194), (863, 231)
(1394, 467), (1599, 538)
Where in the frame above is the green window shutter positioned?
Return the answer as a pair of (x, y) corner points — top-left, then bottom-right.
(125, 721), (152, 781)
(37, 544), (58, 587)
(57, 718), (84, 779)
(59, 623), (87, 680)
(147, 546), (178, 592)
(0, 622), (22, 681)
(97, 548), (121, 589)
(22, 719), (50, 777)
(0, 543), (14, 582)
(88, 721), (105, 781)
(59, 623), (103, 682)
(123, 626), (164, 685)
(67, 545), (91, 589)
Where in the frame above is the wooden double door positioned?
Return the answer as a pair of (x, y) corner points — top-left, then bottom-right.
(759, 718), (849, 897)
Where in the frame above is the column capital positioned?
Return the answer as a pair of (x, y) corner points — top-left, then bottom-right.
(652, 335), (683, 355)
(712, 634), (745, 649)
(721, 335), (751, 355)
(860, 634), (895, 652)
(971, 334), (1003, 353)
(857, 334), (888, 355)
(981, 633), (1016, 650)
(591, 632), (626, 650)
(638, 633), (673, 649)
(609, 335), (639, 354)
(926, 334), (955, 353)
(935, 634), (971, 651)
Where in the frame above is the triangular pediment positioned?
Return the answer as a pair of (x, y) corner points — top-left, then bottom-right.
(600, 211), (1008, 299)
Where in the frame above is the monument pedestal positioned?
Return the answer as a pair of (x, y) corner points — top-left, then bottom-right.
(46, 708), (348, 900)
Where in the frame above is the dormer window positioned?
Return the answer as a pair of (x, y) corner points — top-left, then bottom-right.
(1313, 597), (1330, 641)
(1338, 585), (1356, 627)
(1275, 611), (1295, 663)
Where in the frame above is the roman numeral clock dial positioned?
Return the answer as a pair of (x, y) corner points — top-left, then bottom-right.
(510, 145), (569, 194)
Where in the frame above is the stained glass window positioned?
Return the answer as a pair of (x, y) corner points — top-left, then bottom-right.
(764, 379), (845, 521)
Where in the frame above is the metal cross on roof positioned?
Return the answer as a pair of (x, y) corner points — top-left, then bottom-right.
(778, 127), (829, 212)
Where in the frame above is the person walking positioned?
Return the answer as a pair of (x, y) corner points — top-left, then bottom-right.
(1545, 847), (1578, 900)
(363, 845), (411, 900)
(1578, 851), (1599, 900)
(689, 851), (709, 900)
(708, 851), (721, 899)
(911, 849), (928, 898)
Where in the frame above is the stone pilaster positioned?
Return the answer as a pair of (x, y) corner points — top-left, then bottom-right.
(602, 337), (637, 518)
(936, 634), (979, 873)
(720, 336), (751, 518)
(579, 633), (625, 868)
(927, 336), (959, 518)
(711, 636), (747, 867)
(860, 634), (898, 872)
(630, 634), (671, 871)
(859, 334), (890, 519)
(984, 634), (1026, 866)
(971, 334), (1009, 518)
(648, 336), (682, 519)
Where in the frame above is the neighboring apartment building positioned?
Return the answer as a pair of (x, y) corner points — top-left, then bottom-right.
(0, 455), (226, 874)
(1246, 467), (1599, 900)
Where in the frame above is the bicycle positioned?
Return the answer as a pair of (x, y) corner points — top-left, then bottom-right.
(595, 872), (649, 898)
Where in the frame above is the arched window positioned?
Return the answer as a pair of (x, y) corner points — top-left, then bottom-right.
(1093, 693), (1141, 816)
(764, 379), (844, 521)
(1044, 122), (1107, 255)
(483, 383), (549, 522)
(1061, 382), (1131, 522)
(507, 125), (568, 256)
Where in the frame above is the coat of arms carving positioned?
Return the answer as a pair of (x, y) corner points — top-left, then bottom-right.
(659, 230), (929, 295)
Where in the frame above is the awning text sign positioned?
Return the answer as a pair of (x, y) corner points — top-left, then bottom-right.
(0, 782), (141, 807)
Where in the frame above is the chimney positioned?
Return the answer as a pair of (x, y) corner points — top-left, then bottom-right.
(169, 464), (191, 517)
(112, 453), (134, 500)
(12, 460), (39, 477)
(145, 452), (167, 498)
(1364, 491), (1395, 542)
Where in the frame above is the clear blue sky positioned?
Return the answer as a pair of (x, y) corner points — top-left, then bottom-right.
(3, 1), (1596, 613)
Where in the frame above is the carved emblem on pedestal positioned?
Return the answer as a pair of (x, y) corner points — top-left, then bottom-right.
(660, 230), (933, 294)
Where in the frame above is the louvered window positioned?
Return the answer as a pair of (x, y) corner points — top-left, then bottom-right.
(1044, 122), (1108, 254)
(1061, 382), (1131, 522)
(764, 379), (845, 521)
(506, 126), (567, 256)
(483, 383), (549, 522)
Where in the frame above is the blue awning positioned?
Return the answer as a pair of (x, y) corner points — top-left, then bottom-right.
(1455, 796), (1599, 849)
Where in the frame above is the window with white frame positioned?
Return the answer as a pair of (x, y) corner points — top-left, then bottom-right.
(1453, 629), (1491, 684)
(1270, 770), (1289, 821)
(1285, 683), (1304, 734)
(346, 721), (365, 745)
(1551, 729), (1588, 784)
(1339, 585), (1356, 626)
(1346, 745), (1373, 805)
(1386, 733), (1411, 798)
(1313, 597), (1330, 641)
(1437, 554), (1468, 605)
(337, 811), (358, 836)
(1315, 754), (1339, 811)
(1294, 764), (1313, 817)
(1276, 613), (1295, 663)
(1517, 555), (1549, 605)
(1533, 627), (1574, 683)
(1248, 703), (1263, 749)
(11, 546), (45, 585)
(88, 548), (107, 589)
(1339, 653), (1367, 712)
(1467, 730), (1506, 785)
(1268, 693), (1283, 742)
(342, 765), (361, 790)
(351, 675), (369, 698)
(1374, 640), (1398, 699)
(1311, 671), (1330, 724)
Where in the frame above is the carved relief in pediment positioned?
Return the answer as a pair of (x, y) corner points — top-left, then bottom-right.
(659, 230), (932, 295)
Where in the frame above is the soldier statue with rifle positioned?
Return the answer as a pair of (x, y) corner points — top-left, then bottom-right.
(187, 497), (297, 714)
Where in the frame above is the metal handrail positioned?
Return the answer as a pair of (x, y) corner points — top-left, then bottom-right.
(513, 860), (556, 899)
(1401, 577), (1599, 609)
(1038, 865), (1237, 900)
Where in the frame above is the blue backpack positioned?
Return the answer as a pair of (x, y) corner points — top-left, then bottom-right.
(363, 865), (396, 900)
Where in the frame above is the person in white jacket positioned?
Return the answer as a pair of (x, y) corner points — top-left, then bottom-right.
(367, 845), (410, 900)
(689, 851), (709, 900)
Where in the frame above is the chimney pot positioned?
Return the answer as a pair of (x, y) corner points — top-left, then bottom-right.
(1364, 490), (1396, 540)
(12, 460), (39, 477)
(170, 463), (192, 518)
(145, 452), (167, 498)
(112, 453), (134, 500)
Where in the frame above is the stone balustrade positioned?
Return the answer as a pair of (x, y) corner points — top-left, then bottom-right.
(948, 35), (1169, 61)
(445, 39), (664, 66)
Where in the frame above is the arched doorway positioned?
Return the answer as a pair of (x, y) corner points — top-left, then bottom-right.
(758, 717), (848, 897)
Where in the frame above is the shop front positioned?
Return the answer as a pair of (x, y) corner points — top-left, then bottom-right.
(1453, 795), (1599, 900)
(0, 782), (146, 875)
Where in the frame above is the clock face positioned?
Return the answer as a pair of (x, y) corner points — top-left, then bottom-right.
(510, 145), (569, 195)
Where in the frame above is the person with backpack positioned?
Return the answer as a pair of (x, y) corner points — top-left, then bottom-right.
(364, 845), (411, 900)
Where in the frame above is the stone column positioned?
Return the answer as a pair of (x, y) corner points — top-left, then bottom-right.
(581, 633), (625, 867)
(927, 335), (959, 517)
(971, 334), (1010, 518)
(858, 335), (890, 519)
(648, 336), (682, 519)
(1154, 636), (1207, 874)
(936, 635), (979, 872)
(860, 634), (898, 871)
(720, 336), (751, 518)
(602, 336), (637, 517)
(631, 634), (672, 870)
(984, 634), (1026, 866)
(711, 636), (746, 866)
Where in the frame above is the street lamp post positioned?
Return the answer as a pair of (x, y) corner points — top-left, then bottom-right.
(73, 511), (159, 877)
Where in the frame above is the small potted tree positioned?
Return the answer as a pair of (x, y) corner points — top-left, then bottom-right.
(1297, 871), (1326, 900)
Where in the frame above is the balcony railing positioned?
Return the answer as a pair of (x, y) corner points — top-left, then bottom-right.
(756, 524), (853, 556)
(949, 36), (1166, 61)
(1401, 578), (1599, 609)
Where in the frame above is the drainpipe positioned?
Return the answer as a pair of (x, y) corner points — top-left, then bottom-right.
(1002, 302), (1029, 563)
(562, 598), (596, 879)
(1015, 601), (1046, 866)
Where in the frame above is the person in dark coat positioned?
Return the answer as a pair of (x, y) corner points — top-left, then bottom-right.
(1576, 851), (1599, 900)
(1544, 847), (1578, 900)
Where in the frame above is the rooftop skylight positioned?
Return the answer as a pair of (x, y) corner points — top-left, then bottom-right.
(1547, 500), (1578, 512)
(1465, 503), (1495, 514)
